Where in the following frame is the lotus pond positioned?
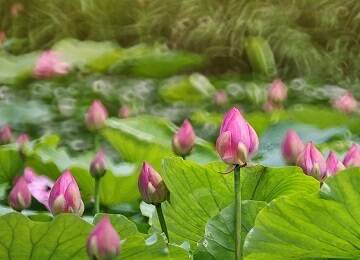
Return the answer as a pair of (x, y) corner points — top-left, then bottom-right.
(0, 3), (360, 260)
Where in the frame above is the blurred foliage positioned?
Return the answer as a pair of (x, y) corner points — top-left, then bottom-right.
(1, 0), (360, 87)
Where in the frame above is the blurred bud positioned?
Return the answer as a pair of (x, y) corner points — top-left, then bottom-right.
(87, 216), (120, 260)
(118, 105), (131, 118)
(214, 90), (228, 106)
(48, 171), (84, 216)
(16, 134), (30, 151)
(85, 100), (108, 131)
(34, 51), (70, 79)
(11, 3), (24, 17)
(326, 152), (345, 176)
(297, 142), (327, 181)
(333, 92), (358, 113)
(216, 107), (259, 165)
(263, 99), (282, 112)
(172, 119), (196, 157)
(0, 32), (6, 44)
(24, 167), (54, 210)
(343, 144), (360, 167)
(138, 162), (169, 204)
(9, 176), (31, 211)
(0, 125), (12, 144)
(90, 149), (106, 178)
(281, 130), (305, 165)
(267, 79), (288, 103)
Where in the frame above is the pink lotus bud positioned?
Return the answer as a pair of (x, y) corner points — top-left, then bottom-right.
(333, 92), (358, 113)
(172, 119), (196, 157)
(281, 130), (305, 165)
(90, 149), (106, 178)
(326, 152), (345, 176)
(16, 133), (30, 147)
(87, 216), (120, 260)
(214, 90), (228, 106)
(48, 171), (84, 216)
(24, 168), (54, 210)
(118, 105), (131, 118)
(267, 79), (288, 103)
(297, 142), (327, 181)
(85, 100), (108, 131)
(0, 125), (12, 144)
(138, 162), (169, 204)
(343, 144), (360, 167)
(216, 107), (259, 165)
(11, 3), (24, 17)
(9, 176), (31, 211)
(0, 32), (6, 44)
(34, 51), (70, 79)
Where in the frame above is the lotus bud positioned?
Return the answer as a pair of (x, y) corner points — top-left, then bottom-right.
(87, 216), (120, 260)
(118, 105), (130, 118)
(138, 162), (169, 204)
(11, 3), (24, 17)
(216, 107), (259, 165)
(16, 133), (30, 145)
(172, 119), (196, 157)
(0, 125), (12, 144)
(297, 142), (327, 181)
(343, 144), (360, 167)
(9, 176), (31, 211)
(34, 51), (70, 79)
(85, 100), (108, 131)
(333, 92), (358, 113)
(0, 31), (6, 44)
(214, 90), (228, 106)
(267, 79), (288, 103)
(281, 130), (305, 165)
(90, 149), (106, 178)
(24, 168), (54, 210)
(326, 152), (345, 176)
(48, 171), (84, 216)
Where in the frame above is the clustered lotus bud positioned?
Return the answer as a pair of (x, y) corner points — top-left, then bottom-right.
(172, 119), (196, 157)
(85, 100), (108, 131)
(0, 125), (12, 144)
(281, 130), (305, 165)
(326, 152), (345, 176)
(343, 144), (360, 167)
(48, 171), (84, 216)
(9, 176), (31, 211)
(118, 105), (131, 118)
(214, 90), (228, 106)
(297, 142), (327, 181)
(90, 149), (107, 178)
(138, 162), (169, 204)
(87, 216), (121, 260)
(333, 92), (358, 113)
(267, 79), (288, 103)
(34, 51), (70, 79)
(24, 168), (54, 210)
(264, 79), (288, 112)
(216, 107), (259, 165)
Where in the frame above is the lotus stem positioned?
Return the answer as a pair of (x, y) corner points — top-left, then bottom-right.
(156, 203), (169, 242)
(234, 164), (241, 259)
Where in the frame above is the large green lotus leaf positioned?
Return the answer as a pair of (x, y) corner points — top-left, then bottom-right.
(197, 201), (266, 259)
(259, 122), (347, 166)
(52, 38), (120, 71)
(0, 52), (38, 85)
(109, 45), (204, 78)
(244, 167), (360, 259)
(0, 213), (91, 259)
(159, 73), (215, 103)
(94, 214), (188, 259)
(101, 116), (218, 169)
(0, 146), (23, 183)
(157, 158), (318, 249)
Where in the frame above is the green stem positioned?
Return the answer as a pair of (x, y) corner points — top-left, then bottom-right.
(94, 178), (101, 215)
(156, 203), (169, 242)
(181, 155), (186, 160)
(234, 164), (241, 260)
